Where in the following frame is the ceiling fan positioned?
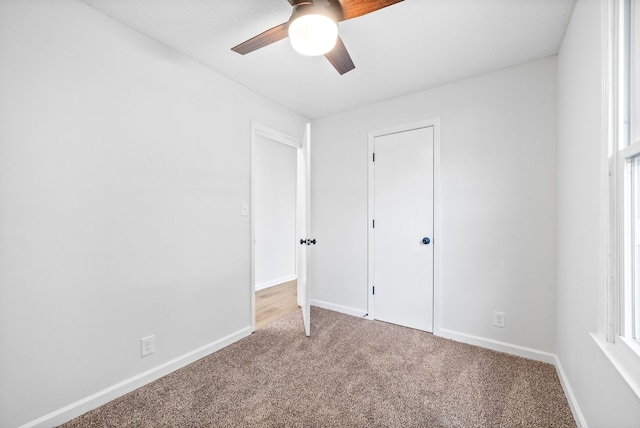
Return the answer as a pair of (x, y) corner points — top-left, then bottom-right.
(231, 0), (404, 75)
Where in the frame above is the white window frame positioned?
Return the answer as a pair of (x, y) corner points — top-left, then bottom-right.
(615, 0), (640, 347)
(618, 145), (640, 352)
(598, 0), (640, 401)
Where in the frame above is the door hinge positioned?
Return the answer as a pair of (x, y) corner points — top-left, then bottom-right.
(372, 219), (375, 228)
(372, 286), (375, 295)
(372, 153), (375, 162)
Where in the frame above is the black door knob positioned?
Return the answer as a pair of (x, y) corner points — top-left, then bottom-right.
(422, 237), (431, 245)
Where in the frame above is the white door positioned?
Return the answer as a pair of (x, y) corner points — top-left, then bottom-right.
(373, 126), (434, 332)
(296, 123), (312, 336)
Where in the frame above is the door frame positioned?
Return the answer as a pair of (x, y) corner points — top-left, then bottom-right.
(250, 122), (302, 332)
(367, 118), (441, 333)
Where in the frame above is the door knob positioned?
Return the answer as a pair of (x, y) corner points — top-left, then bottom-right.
(422, 237), (431, 245)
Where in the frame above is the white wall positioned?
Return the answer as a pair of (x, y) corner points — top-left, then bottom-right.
(311, 57), (558, 354)
(0, 1), (307, 426)
(556, 0), (640, 426)
(254, 136), (297, 289)
(5, 0), (638, 426)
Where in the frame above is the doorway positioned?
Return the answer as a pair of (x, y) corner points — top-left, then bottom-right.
(254, 135), (297, 291)
(250, 122), (312, 335)
(252, 127), (298, 329)
(367, 120), (440, 332)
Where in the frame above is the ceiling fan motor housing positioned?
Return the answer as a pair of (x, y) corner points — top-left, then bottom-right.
(288, 1), (342, 27)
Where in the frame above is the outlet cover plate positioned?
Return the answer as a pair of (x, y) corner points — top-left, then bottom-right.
(493, 311), (506, 328)
(141, 335), (155, 357)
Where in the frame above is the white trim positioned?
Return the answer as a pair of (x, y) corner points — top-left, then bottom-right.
(255, 275), (297, 291)
(310, 299), (367, 318)
(437, 328), (556, 364)
(250, 121), (303, 332)
(620, 139), (640, 158)
(252, 122), (301, 149)
(366, 118), (441, 332)
(592, 332), (640, 400)
(619, 334), (640, 357)
(367, 130), (376, 318)
(433, 121), (442, 336)
(597, 0), (640, 408)
(602, 0), (640, 386)
(554, 355), (589, 428)
(602, 0), (617, 342)
(632, 0), (640, 146)
(19, 327), (252, 428)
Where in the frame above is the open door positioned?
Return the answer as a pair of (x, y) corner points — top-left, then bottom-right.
(296, 123), (312, 336)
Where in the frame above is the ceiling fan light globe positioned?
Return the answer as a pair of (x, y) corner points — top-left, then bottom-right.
(288, 14), (338, 56)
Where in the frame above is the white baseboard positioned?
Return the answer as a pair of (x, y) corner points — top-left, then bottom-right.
(20, 316), (588, 428)
(437, 328), (557, 364)
(20, 326), (253, 428)
(255, 275), (297, 291)
(554, 355), (588, 428)
(310, 299), (367, 318)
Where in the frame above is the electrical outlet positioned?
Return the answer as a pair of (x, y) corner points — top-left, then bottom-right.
(141, 335), (155, 357)
(493, 311), (506, 328)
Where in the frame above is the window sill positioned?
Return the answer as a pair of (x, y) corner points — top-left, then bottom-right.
(591, 333), (640, 400)
(618, 336), (640, 358)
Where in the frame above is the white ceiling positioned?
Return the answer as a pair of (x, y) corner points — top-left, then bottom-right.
(78, 0), (576, 119)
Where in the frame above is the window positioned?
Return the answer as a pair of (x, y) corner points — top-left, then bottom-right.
(597, 0), (640, 402)
(621, 147), (640, 345)
(611, 0), (640, 354)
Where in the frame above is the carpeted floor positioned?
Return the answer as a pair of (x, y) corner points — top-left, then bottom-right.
(60, 307), (576, 427)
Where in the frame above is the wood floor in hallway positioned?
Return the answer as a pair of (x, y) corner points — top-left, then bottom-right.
(255, 280), (299, 330)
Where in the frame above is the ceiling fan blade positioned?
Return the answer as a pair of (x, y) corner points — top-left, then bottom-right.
(325, 36), (355, 75)
(231, 22), (289, 55)
(338, 0), (403, 21)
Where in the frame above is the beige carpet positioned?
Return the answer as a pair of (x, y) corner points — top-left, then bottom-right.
(60, 307), (576, 427)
